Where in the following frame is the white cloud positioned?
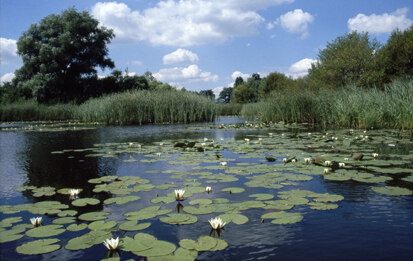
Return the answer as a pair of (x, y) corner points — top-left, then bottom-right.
(0, 73), (15, 83)
(287, 58), (317, 79)
(231, 71), (250, 80)
(212, 86), (224, 98)
(163, 49), (199, 65)
(0, 38), (18, 65)
(348, 8), (412, 34)
(92, 0), (293, 46)
(153, 64), (218, 83)
(275, 9), (314, 38)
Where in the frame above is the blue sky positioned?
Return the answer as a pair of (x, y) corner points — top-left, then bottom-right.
(1, 0), (412, 96)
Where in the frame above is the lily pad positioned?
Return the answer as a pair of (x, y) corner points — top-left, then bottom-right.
(88, 220), (117, 230)
(72, 198), (100, 207)
(249, 193), (274, 200)
(134, 240), (176, 257)
(160, 214), (198, 225)
(67, 223), (88, 232)
(78, 211), (109, 221)
(221, 187), (245, 194)
(26, 224), (65, 238)
(65, 230), (111, 250)
(16, 238), (61, 255)
(261, 211), (303, 224)
(217, 213), (248, 225)
(104, 195), (140, 205)
(52, 217), (76, 224)
(119, 220), (151, 231)
(372, 186), (413, 196)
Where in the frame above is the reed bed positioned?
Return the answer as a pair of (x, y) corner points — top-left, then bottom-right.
(74, 89), (216, 125)
(217, 103), (243, 116)
(0, 101), (75, 122)
(241, 80), (413, 130)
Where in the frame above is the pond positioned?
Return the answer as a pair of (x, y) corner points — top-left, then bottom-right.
(0, 117), (412, 261)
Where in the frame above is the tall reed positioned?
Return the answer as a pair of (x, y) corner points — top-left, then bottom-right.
(216, 103), (243, 116)
(0, 101), (75, 121)
(241, 80), (413, 130)
(74, 89), (216, 125)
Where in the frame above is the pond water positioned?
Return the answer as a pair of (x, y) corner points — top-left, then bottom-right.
(0, 117), (412, 261)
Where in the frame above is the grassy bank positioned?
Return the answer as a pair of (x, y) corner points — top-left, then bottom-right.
(241, 80), (413, 130)
(0, 89), (216, 125)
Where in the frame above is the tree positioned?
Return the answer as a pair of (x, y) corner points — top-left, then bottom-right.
(199, 89), (215, 100)
(13, 8), (115, 103)
(308, 31), (380, 88)
(234, 76), (244, 88)
(376, 25), (413, 84)
(232, 83), (255, 103)
(259, 72), (291, 98)
(218, 87), (233, 103)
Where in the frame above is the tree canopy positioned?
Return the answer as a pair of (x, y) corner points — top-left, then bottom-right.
(14, 8), (115, 103)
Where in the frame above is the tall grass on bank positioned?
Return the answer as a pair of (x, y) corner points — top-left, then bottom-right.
(0, 101), (75, 122)
(217, 103), (243, 116)
(75, 89), (216, 125)
(242, 80), (413, 130)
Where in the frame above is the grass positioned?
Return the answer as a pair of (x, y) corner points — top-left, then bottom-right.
(241, 80), (413, 130)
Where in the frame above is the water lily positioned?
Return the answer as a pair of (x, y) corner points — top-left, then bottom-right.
(103, 237), (119, 251)
(283, 158), (288, 163)
(204, 137), (208, 142)
(244, 138), (250, 143)
(344, 158), (349, 161)
(201, 143), (206, 147)
(174, 189), (185, 201)
(30, 217), (42, 227)
(206, 186), (212, 193)
(269, 133), (273, 137)
(325, 161), (331, 166)
(323, 168), (329, 174)
(209, 217), (226, 230)
(291, 159), (297, 163)
(220, 162), (227, 166)
(372, 153), (378, 158)
(128, 142), (133, 148)
(159, 143), (164, 146)
(304, 158), (311, 164)
(258, 138), (262, 143)
(69, 189), (80, 200)
(339, 162), (345, 168)
(157, 152), (161, 157)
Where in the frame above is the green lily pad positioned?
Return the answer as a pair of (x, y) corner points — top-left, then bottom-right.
(217, 213), (248, 225)
(104, 195), (140, 205)
(249, 193), (274, 200)
(72, 198), (100, 207)
(183, 205), (215, 215)
(309, 202), (339, 210)
(65, 230), (111, 250)
(221, 187), (245, 194)
(134, 240), (176, 257)
(189, 199), (213, 205)
(119, 220), (151, 231)
(0, 228), (25, 243)
(261, 211), (303, 224)
(16, 238), (61, 255)
(125, 206), (164, 221)
(179, 239), (197, 250)
(26, 224), (65, 238)
(32, 186), (56, 197)
(78, 211), (109, 221)
(194, 236), (217, 251)
(88, 220), (117, 230)
(0, 217), (22, 228)
(372, 186), (413, 196)
(52, 217), (76, 224)
(67, 223), (88, 232)
(57, 210), (78, 217)
(160, 214), (198, 225)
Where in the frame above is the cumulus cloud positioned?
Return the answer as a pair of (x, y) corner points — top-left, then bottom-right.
(212, 86), (224, 98)
(231, 71), (250, 80)
(92, 0), (293, 46)
(153, 64), (218, 83)
(348, 8), (412, 34)
(0, 38), (18, 65)
(163, 49), (199, 65)
(0, 73), (15, 83)
(287, 58), (317, 79)
(275, 9), (314, 38)
(131, 60), (143, 66)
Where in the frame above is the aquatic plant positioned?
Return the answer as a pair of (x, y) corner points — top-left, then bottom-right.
(103, 237), (119, 251)
(30, 217), (42, 227)
(209, 217), (226, 230)
(174, 189), (185, 201)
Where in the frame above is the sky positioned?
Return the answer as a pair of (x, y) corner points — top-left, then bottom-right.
(1, 0), (412, 96)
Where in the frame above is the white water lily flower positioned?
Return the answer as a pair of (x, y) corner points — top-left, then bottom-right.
(157, 153), (161, 157)
(325, 161), (331, 166)
(159, 143), (164, 146)
(209, 217), (226, 230)
(269, 133), (273, 136)
(103, 237), (119, 251)
(372, 153), (378, 158)
(244, 138), (250, 143)
(344, 158), (349, 161)
(220, 162), (227, 166)
(174, 189), (185, 201)
(323, 168), (329, 174)
(129, 142), (133, 148)
(204, 137), (208, 142)
(291, 159), (297, 163)
(339, 162), (345, 168)
(201, 143), (206, 147)
(304, 158), (311, 164)
(205, 186), (212, 193)
(258, 138), (262, 142)
(69, 189), (80, 200)
(283, 158), (288, 163)
(30, 217), (42, 226)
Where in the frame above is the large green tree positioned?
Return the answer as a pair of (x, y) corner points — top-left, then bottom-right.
(308, 31), (380, 88)
(376, 25), (413, 84)
(14, 8), (115, 103)
(232, 83), (255, 103)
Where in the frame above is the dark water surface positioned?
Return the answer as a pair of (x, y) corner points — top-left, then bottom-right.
(0, 118), (412, 261)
